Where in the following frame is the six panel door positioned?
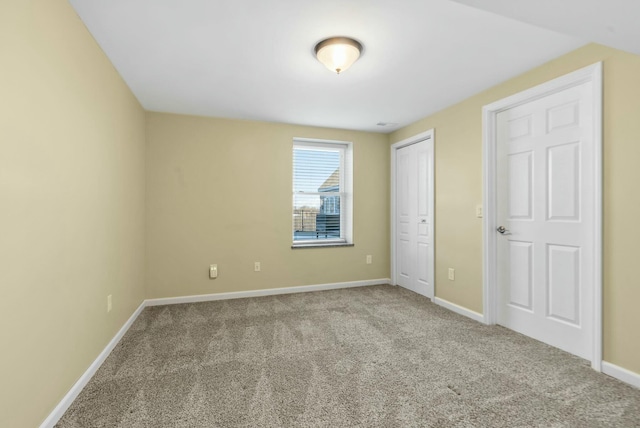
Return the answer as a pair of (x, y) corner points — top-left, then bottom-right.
(496, 81), (594, 360)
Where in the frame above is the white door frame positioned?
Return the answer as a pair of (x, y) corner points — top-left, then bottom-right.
(390, 129), (435, 300)
(482, 63), (603, 370)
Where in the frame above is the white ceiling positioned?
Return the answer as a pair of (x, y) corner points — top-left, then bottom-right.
(68, 0), (586, 133)
(452, 0), (640, 56)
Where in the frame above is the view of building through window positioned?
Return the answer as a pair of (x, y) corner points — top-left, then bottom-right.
(293, 144), (343, 242)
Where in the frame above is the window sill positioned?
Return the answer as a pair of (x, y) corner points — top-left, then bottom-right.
(291, 242), (354, 249)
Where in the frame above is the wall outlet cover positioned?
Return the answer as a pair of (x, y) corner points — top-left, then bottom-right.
(209, 264), (218, 279)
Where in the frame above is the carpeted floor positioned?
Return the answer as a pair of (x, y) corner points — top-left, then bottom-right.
(57, 285), (640, 427)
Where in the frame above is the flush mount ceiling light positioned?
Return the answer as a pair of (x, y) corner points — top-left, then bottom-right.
(314, 37), (363, 74)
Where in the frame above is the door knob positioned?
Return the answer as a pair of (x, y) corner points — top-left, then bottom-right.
(421, 219), (427, 223)
(497, 226), (510, 235)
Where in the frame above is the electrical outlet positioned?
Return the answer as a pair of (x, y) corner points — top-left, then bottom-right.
(366, 255), (372, 264)
(107, 295), (112, 313)
(448, 268), (455, 281)
(209, 264), (218, 279)
(254, 262), (261, 272)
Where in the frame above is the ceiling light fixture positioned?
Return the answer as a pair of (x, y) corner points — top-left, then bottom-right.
(314, 37), (363, 75)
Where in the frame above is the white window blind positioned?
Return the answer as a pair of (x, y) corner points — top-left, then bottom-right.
(292, 140), (352, 245)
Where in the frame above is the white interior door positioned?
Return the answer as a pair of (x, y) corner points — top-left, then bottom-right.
(496, 80), (595, 360)
(395, 138), (433, 298)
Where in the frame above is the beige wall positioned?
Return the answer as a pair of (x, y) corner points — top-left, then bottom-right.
(390, 43), (640, 374)
(0, 1), (146, 426)
(146, 113), (390, 298)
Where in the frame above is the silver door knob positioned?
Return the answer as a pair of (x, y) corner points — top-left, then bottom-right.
(497, 226), (510, 234)
(421, 219), (426, 223)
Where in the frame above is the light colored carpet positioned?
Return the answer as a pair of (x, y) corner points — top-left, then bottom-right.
(57, 285), (640, 427)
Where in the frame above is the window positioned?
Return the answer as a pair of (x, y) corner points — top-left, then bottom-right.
(292, 139), (352, 247)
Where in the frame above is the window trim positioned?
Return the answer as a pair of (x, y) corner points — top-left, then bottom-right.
(292, 138), (353, 248)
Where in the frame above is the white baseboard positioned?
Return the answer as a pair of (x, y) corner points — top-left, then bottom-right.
(145, 278), (391, 306)
(434, 297), (485, 323)
(602, 361), (640, 389)
(40, 301), (146, 428)
(40, 278), (390, 426)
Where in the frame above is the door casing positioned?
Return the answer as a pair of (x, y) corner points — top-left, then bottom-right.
(390, 129), (435, 300)
(482, 63), (603, 371)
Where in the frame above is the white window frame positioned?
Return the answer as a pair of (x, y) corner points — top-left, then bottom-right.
(292, 138), (353, 248)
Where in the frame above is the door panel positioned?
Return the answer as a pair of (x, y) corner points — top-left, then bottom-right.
(418, 152), (429, 216)
(508, 241), (533, 311)
(399, 152), (410, 217)
(395, 139), (433, 298)
(546, 101), (579, 133)
(547, 142), (580, 221)
(399, 239), (410, 278)
(496, 81), (594, 360)
(415, 142), (433, 296)
(508, 115), (532, 139)
(508, 152), (533, 219)
(547, 244), (580, 325)
(397, 149), (411, 284)
(417, 242), (429, 284)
